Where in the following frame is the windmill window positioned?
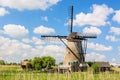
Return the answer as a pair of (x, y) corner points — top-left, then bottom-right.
(68, 62), (71, 65)
(68, 52), (70, 54)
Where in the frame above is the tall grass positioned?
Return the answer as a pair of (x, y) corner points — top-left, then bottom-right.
(0, 65), (120, 80)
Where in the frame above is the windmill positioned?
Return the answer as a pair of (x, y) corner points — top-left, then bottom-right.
(41, 6), (96, 72)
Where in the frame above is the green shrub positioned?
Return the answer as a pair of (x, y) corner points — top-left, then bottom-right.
(92, 63), (100, 73)
(0, 60), (5, 65)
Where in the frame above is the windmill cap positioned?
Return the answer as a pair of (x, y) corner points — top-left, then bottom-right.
(67, 32), (96, 42)
(67, 32), (83, 42)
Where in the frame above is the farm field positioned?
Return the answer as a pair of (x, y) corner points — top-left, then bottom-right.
(0, 65), (120, 80)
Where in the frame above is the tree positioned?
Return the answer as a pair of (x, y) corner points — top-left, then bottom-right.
(0, 60), (5, 65)
(31, 57), (42, 70)
(41, 56), (55, 69)
(23, 56), (56, 70)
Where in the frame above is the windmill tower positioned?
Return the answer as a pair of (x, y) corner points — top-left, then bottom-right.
(41, 6), (96, 72)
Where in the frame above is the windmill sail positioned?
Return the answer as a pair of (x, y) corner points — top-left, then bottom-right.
(73, 33), (97, 40)
(41, 35), (67, 39)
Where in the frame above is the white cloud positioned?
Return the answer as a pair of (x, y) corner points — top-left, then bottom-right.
(85, 52), (106, 62)
(0, 24), (29, 38)
(111, 58), (116, 62)
(0, 36), (33, 56)
(87, 42), (112, 51)
(118, 46), (120, 55)
(0, 57), (3, 60)
(73, 4), (113, 27)
(105, 35), (118, 42)
(43, 45), (64, 54)
(112, 10), (120, 24)
(119, 47), (120, 51)
(22, 38), (33, 43)
(110, 27), (120, 35)
(0, 0), (60, 11)
(41, 16), (48, 22)
(22, 53), (27, 57)
(0, 7), (9, 16)
(32, 37), (45, 45)
(43, 45), (65, 63)
(0, 36), (64, 63)
(22, 37), (45, 45)
(83, 27), (102, 35)
(34, 25), (55, 35)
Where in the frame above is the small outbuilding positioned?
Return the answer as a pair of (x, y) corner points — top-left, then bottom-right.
(21, 61), (32, 70)
(94, 62), (110, 72)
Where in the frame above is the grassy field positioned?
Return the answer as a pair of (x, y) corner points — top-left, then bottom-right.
(0, 65), (120, 80)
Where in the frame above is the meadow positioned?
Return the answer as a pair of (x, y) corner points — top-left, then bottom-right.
(0, 65), (120, 80)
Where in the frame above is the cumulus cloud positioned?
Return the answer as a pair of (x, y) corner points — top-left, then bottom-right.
(87, 42), (112, 51)
(73, 4), (113, 27)
(43, 45), (64, 54)
(34, 25), (55, 35)
(119, 46), (120, 51)
(111, 58), (116, 62)
(105, 35), (119, 42)
(83, 27), (102, 35)
(22, 38), (33, 44)
(85, 52), (106, 61)
(0, 7), (9, 16)
(32, 37), (45, 45)
(0, 36), (64, 63)
(0, 36), (41, 62)
(0, 0), (60, 11)
(0, 57), (3, 60)
(22, 37), (45, 45)
(112, 10), (120, 24)
(118, 46), (120, 55)
(43, 45), (65, 63)
(0, 24), (29, 38)
(0, 36), (33, 56)
(110, 27), (120, 35)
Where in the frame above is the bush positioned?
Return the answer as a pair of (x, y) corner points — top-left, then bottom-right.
(0, 60), (5, 65)
(92, 63), (100, 73)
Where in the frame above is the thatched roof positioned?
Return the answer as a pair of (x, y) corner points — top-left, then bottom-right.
(94, 62), (110, 67)
(21, 61), (29, 65)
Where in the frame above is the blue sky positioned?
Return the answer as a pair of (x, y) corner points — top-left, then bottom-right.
(0, 0), (120, 64)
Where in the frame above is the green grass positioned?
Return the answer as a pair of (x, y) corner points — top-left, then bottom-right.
(0, 65), (120, 80)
